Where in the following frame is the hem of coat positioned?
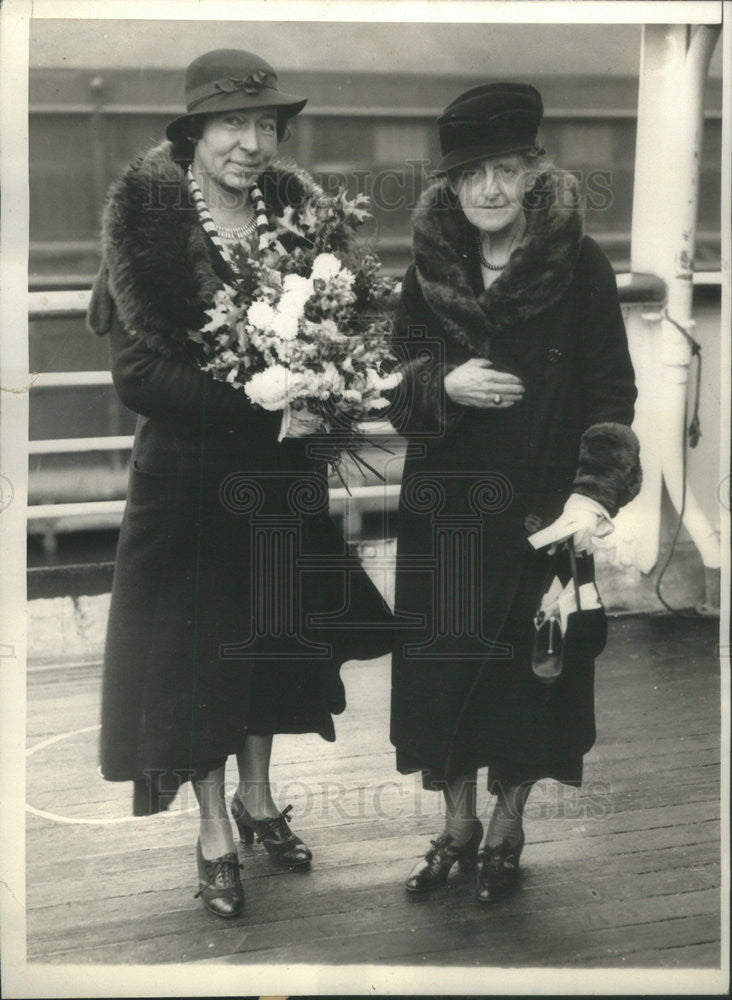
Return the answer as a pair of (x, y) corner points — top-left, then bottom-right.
(394, 747), (585, 792)
(107, 720), (337, 817)
(131, 758), (225, 817)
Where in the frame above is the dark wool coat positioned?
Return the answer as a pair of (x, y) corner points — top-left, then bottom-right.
(88, 143), (395, 815)
(388, 172), (641, 791)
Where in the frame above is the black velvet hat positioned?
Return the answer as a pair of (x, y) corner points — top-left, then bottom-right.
(435, 83), (543, 175)
(166, 49), (307, 143)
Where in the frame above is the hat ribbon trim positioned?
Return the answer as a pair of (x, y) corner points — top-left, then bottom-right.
(186, 71), (277, 111)
(214, 71), (275, 95)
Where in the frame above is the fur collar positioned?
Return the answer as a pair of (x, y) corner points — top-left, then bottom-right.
(412, 170), (584, 359)
(98, 142), (329, 357)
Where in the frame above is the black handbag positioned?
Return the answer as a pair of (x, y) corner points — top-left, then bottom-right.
(532, 541), (608, 685)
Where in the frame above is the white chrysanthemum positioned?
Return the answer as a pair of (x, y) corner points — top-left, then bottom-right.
(281, 273), (313, 307)
(245, 365), (305, 410)
(317, 318), (341, 338)
(365, 396), (390, 411)
(274, 337), (296, 363)
(297, 369), (323, 397)
(271, 310), (300, 341)
(366, 369), (403, 392)
(311, 253), (343, 282)
(247, 300), (275, 330)
(333, 268), (356, 290)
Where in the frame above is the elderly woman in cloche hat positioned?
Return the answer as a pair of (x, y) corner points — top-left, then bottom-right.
(87, 49), (395, 917)
(388, 82), (641, 904)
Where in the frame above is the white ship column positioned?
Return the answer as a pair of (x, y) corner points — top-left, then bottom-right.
(617, 23), (721, 610)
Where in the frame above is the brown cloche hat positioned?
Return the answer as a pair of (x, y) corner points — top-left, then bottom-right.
(435, 82), (543, 175)
(165, 48), (307, 142)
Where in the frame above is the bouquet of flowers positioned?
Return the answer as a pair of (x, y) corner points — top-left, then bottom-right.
(188, 183), (401, 486)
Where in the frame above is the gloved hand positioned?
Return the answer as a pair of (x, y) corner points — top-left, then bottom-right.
(528, 493), (614, 553)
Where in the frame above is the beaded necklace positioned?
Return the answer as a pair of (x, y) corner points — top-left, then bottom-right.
(474, 232), (506, 271)
(216, 218), (258, 242)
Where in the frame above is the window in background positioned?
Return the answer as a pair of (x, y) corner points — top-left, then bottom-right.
(373, 122), (430, 165)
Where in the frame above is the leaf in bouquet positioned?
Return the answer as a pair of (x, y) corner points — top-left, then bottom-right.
(337, 191), (372, 226)
(200, 302), (232, 335)
(297, 200), (323, 234)
(229, 244), (256, 277)
(235, 325), (251, 353)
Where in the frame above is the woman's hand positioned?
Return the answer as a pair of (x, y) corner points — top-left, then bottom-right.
(444, 358), (524, 409)
(527, 494), (614, 553)
(279, 403), (324, 440)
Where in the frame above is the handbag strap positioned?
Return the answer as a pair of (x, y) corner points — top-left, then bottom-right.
(535, 540), (590, 616)
(566, 540), (583, 611)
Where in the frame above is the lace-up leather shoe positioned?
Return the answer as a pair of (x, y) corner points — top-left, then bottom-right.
(231, 793), (312, 869)
(405, 819), (483, 893)
(194, 839), (244, 917)
(476, 830), (525, 904)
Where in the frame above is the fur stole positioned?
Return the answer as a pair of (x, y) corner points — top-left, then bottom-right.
(91, 142), (331, 357)
(412, 170), (584, 359)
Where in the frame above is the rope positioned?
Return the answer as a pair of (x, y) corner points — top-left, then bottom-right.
(664, 310), (703, 448)
(654, 311), (704, 617)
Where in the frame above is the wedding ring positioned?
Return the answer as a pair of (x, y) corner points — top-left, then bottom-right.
(494, 394), (502, 404)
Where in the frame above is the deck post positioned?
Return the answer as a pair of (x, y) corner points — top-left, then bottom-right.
(617, 23), (721, 610)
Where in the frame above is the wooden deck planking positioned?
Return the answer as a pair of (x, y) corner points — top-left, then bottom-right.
(26, 615), (722, 967)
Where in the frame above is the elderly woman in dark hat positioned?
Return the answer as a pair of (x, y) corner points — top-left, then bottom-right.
(388, 83), (641, 903)
(87, 49), (394, 917)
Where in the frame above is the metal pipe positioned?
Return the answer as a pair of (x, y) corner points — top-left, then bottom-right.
(28, 436), (134, 455)
(35, 103), (717, 120)
(30, 371), (113, 388)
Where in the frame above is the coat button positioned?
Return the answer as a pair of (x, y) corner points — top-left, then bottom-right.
(524, 513), (544, 533)
(547, 348), (562, 364)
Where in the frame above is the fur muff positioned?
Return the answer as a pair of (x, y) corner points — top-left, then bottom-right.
(412, 170), (584, 359)
(93, 142), (332, 357)
(573, 422), (642, 517)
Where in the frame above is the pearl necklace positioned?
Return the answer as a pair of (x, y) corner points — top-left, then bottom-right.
(216, 217), (257, 241)
(475, 232), (507, 271)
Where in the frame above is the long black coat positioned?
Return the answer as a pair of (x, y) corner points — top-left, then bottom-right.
(388, 173), (641, 789)
(88, 144), (395, 814)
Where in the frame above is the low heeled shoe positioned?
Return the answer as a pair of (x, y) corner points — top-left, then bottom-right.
(231, 793), (312, 869)
(194, 839), (244, 918)
(476, 830), (525, 904)
(405, 819), (483, 894)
